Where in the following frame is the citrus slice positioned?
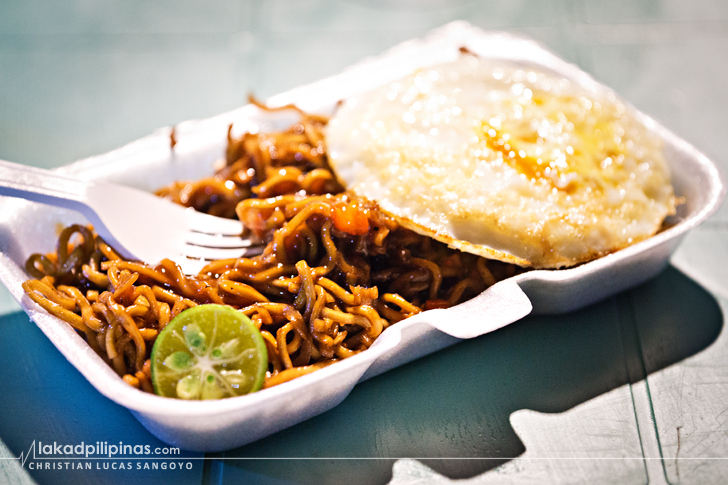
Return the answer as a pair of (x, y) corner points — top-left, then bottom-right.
(150, 304), (267, 400)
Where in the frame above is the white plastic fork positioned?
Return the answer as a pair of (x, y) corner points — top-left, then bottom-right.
(0, 159), (262, 274)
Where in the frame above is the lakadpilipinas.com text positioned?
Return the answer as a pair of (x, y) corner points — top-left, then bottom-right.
(20, 440), (194, 471)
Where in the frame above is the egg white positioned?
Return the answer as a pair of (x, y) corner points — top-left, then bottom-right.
(324, 56), (675, 269)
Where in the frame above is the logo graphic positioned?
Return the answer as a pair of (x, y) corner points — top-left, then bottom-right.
(6, 440), (192, 471)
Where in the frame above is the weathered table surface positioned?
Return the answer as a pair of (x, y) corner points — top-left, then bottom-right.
(1, 1), (727, 483)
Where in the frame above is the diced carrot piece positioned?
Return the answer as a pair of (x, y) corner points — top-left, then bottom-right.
(424, 299), (450, 310)
(333, 202), (370, 236)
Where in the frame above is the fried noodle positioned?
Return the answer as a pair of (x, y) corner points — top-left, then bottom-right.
(22, 102), (520, 395)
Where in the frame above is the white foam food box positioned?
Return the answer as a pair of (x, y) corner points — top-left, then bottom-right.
(0, 22), (724, 452)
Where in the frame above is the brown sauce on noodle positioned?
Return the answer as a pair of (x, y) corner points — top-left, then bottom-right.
(22, 102), (521, 395)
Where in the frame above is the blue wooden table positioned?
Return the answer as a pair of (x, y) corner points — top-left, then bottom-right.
(1, 1), (727, 484)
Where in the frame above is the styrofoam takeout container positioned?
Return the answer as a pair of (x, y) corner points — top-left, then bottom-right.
(0, 22), (724, 452)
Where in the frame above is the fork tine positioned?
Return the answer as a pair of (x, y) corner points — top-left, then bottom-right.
(175, 258), (209, 275)
(186, 210), (244, 236)
(181, 244), (264, 261)
(185, 231), (256, 249)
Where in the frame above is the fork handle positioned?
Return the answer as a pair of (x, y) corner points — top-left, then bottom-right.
(0, 159), (92, 212)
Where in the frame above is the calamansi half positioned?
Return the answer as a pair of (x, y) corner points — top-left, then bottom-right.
(150, 304), (267, 400)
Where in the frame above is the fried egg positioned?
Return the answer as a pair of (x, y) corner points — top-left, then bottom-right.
(324, 55), (675, 269)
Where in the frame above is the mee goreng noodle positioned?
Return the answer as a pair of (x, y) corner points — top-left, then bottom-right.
(21, 102), (520, 396)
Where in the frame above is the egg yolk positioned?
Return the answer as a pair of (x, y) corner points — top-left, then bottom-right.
(478, 95), (628, 193)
